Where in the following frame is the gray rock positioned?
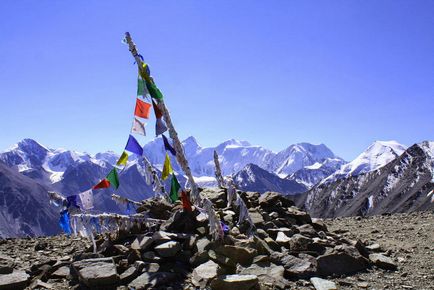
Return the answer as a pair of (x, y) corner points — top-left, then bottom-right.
(275, 232), (291, 245)
(210, 274), (259, 290)
(196, 237), (211, 253)
(51, 266), (70, 278)
(317, 247), (369, 276)
(131, 235), (154, 251)
(369, 253), (397, 270)
(281, 254), (317, 278)
(192, 260), (221, 288)
(120, 266), (138, 283)
(154, 241), (181, 257)
(141, 251), (161, 262)
(0, 254), (15, 274)
(215, 245), (257, 266)
(0, 270), (29, 290)
(78, 261), (119, 287)
(289, 234), (312, 251)
(238, 263), (290, 289)
(249, 209), (265, 226)
(128, 272), (178, 290)
(287, 206), (312, 224)
(310, 277), (338, 290)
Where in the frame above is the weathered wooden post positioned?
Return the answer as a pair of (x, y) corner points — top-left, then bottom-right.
(213, 150), (225, 188)
(124, 32), (199, 202)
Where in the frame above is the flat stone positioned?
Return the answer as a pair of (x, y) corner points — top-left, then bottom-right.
(130, 235), (153, 251)
(369, 254), (397, 270)
(238, 263), (290, 289)
(128, 272), (178, 290)
(51, 266), (70, 278)
(282, 254), (317, 278)
(120, 266), (138, 283)
(154, 241), (181, 257)
(215, 245), (257, 266)
(249, 210), (265, 226)
(367, 243), (382, 251)
(289, 234), (312, 251)
(196, 237), (211, 253)
(317, 247), (369, 276)
(72, 257), (119, 287)
(275, 232), (291, 245)
(0, 270), (29, 290)
(211, 274), (259, 290)
(192, 260), (221, 288)
(310, 277), (338, 290)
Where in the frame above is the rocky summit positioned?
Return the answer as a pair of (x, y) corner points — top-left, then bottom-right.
(0, 188), (428, 290)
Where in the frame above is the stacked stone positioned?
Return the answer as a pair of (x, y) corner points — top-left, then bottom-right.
(0, 188), (397, 290)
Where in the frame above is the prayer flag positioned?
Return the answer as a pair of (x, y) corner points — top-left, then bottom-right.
(180, 191), (192, 212)
(162, 153), (173, 180)
(146, 82), (164, 100)
(134, 98), (152, 119)
(93, 179), (111, 189)
(125, 135), (143, 156)
(139, 63), (151, 81)
(106, 168), (120, 189)
(59, 210), (71, 235)
(131, 118), (146, 136)
(137, 78), (149, 96)
(170, 174), (181, 203)
(155, 118), (168, 136)
(116, 151), (129, 166)
(152, 100), (163, 119)
(79, 189), (94, 210)
(162, 134), (176, 156)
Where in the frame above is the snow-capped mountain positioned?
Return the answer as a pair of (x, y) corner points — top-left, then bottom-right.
(321, 141), (407, 184)
(233, 163), (307, 195)
(297, 141), (434, 218)
(286, 157), (346, 188)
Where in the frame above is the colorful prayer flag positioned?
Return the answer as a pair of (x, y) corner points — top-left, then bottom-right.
(170, 174), (181, 203)
(137, 78), (149, 96)
(162, 153), (173, 180)
(125, 135), (143, 156)
(139, 63), (151, 82)
(134, 98), (152, 119)
(146, 82), (164, 100)
(155, 118), (168, 136)
(180, 191), (192, 211)
(93, 178), (111, 189)
(78, 189), (94, 210)
(106, 168), (120, 189)
(59, 210), (71, 235)
(116, 151), (129, 166)
(162, 134), (176, 156)
(152, 100), (163, 119)
(131, 118), (146, 136)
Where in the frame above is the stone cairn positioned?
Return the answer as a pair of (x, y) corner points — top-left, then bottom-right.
(0, 188), (398, 290)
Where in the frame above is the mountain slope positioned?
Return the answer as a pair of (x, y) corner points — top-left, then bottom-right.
(0, 161), (58, 238)
(299, 141), (434, 218)
(233, 163), (307, 195)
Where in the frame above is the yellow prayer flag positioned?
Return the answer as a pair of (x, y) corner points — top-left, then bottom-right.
(162, 153), (173, 180)
(116, 151), (129, 166)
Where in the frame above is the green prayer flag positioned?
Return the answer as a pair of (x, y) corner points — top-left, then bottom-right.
(137, 78), (147, 96)
(169, 174), (180, 203)
(106, 168), (120, 189)
(146, 81), (164, 100)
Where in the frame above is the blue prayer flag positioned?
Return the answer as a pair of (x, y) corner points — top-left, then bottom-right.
(162, 134), (176, 156)
(59, 210), (71, 235)
(125, 135), (143, 156)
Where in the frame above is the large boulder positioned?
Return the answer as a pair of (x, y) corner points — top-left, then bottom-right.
(317, 246), (369, 276)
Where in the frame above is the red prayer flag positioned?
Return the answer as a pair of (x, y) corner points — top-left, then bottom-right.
(180, 191), (192, 212)
(134, 98), (152, 119)
(93, 179), (111, 189)
(152, 99), (163, 119)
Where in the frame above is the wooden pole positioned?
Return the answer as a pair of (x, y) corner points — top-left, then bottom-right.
(124, 32), (199, 202)
(213, 150), (225, 188)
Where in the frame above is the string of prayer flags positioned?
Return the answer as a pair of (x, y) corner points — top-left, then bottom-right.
(93, 178), (111, 190)
(146, 81), (164, 100)
(116, 151), (129, 167)
(134, 98), (152, 119)
(137, 78), (149, 97)
(162, 134), (176, 156)
(59, 210), (72, 234)
(131, 118), (146, 136)
(78, 189), (94, 211)
(106, 168), (120, 189)
(170, 174), (181, 203)
(155, 118), (168, 136)
(180, 191), (192, 212)
(125, 135), (143, 156)
(162, 153), (173, 180)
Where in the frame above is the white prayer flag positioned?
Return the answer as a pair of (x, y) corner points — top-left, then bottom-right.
(79, 189), (94, 210)
(131, 118), (146, 136)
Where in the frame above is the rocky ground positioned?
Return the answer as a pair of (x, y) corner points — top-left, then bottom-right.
(0, 188), (432, 290)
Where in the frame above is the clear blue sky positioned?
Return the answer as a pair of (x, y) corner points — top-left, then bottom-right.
(0, 0), (433, 160)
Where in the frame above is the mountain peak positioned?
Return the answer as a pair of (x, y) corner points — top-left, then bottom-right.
(16, 138), (50, 153)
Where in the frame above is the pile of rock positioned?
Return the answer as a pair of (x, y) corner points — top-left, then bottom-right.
(0, 188), (397, 289)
